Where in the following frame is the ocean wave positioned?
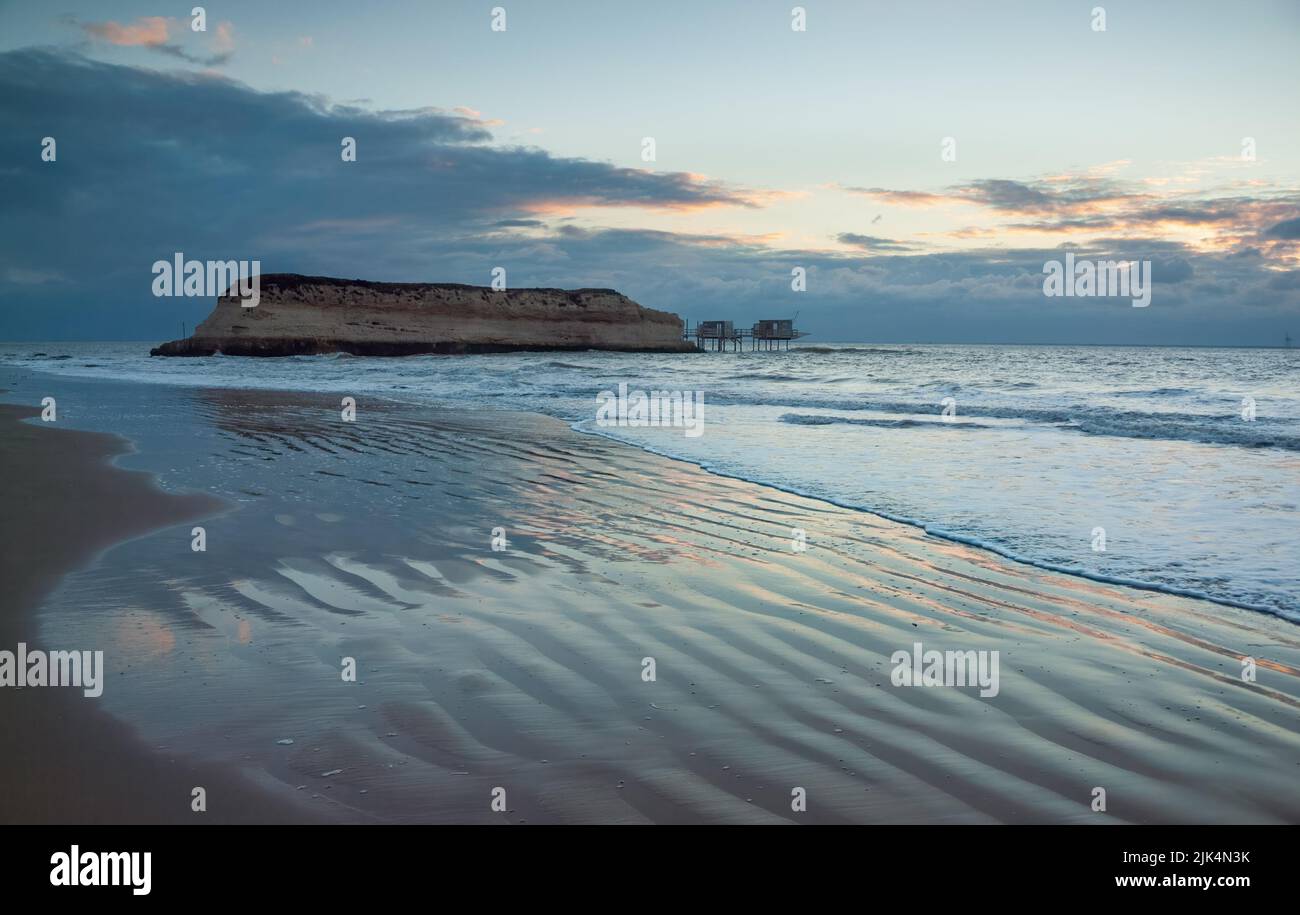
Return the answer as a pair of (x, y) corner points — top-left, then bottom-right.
(731, 372), (807, 381)
(709, 392), (1300, 451)
(794, 346), (921, 355)
(570, 418), (1299, 623)
(1110, 386), (1197, 397)
(779, 412), (991, 430)
(10, 348), (1297, 452)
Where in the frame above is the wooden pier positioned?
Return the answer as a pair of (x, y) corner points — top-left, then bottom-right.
(684, 318), (808, 351)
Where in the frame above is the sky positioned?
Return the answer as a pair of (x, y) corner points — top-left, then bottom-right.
(1, 0), (1298, 344)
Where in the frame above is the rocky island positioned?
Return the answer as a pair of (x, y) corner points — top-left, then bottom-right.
(151, 274), (697, 356)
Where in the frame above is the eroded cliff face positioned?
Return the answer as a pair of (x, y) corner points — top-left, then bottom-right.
(151, 274), (697, 356)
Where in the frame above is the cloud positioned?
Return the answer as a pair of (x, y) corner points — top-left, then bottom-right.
(0, 49), (769, 337)
(150, 43), (234, 67)
(842, 187), (950, 207)
(958, 179), (1060, 212)
(80, 16), (170, 47)
(214, 22), (236, 55)
(836, 233), (915, 252)
(1266, 216), (1300, 240)
(71, 16), (234, 66)
(0, 49), (1294, 346)
(857, 175), (1146, 217)
(855, 171), (1300, 261)
(516, 227), (1290, 344)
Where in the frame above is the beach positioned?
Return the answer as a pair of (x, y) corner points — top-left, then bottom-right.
(0, 400), (326, 823)
(2, 369), (1298, 824)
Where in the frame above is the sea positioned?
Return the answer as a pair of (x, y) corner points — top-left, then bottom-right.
(3, 341), (1297, 622)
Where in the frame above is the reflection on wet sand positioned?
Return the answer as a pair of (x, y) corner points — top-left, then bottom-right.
(36, 388), (1300, 823)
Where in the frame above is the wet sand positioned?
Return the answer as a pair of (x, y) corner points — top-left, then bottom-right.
(0, 402), (327, 823)
(4, 386), (1300, 824)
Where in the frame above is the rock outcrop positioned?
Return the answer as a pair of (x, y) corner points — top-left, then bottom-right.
(151, 274), (696, 356)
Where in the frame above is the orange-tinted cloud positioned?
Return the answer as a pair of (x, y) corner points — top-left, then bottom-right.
(215, 22), (236, 54)
(841, 186), (951, 207)
(82, 16), (170, 47)
(74, 16), (234, 65)
(841, 167), (1299, 261)
(520, 196), (737, 216)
